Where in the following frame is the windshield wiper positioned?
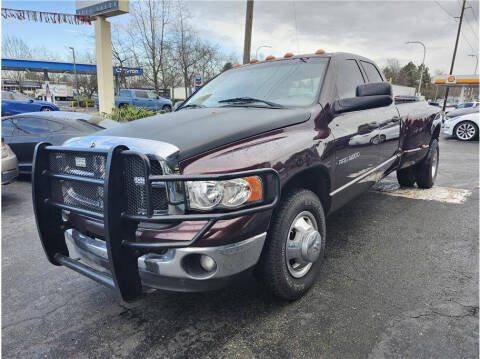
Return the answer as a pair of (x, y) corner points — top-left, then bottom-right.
(179, 104), (206, 110)
(218, 97), (284, 108)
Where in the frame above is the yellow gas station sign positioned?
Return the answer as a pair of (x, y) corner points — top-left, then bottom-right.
(433, 74), (479, 86)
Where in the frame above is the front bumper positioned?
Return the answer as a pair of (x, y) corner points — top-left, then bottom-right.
(32, 142), (280, 301)
(443, 122), (454, 136)
(2, 167), (18, 184)
(65, 228), (266, 292)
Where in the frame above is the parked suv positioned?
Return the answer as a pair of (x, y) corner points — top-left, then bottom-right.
(96, 89), (172, 112)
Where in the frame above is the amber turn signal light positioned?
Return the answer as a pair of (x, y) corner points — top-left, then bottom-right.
(246, 176), (263, 202)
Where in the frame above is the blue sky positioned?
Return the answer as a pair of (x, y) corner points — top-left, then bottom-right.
(2, 1), (128, 62)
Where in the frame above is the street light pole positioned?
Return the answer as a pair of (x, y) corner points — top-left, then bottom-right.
(406, 41), (426, 96)
(69, 46), (80, 107)
(468, 54), (478, 74)
(255, 45), (272, 59)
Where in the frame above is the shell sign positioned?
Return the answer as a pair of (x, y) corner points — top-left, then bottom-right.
(433, 74), (479, 86)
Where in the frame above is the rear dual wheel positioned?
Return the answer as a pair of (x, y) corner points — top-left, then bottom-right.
(257, 189), (326, 300)
(396, 139), (439, 189)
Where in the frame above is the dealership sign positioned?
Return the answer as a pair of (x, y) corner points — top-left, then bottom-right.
(76, 0), (129, 17)
(113, 67), (143, 76)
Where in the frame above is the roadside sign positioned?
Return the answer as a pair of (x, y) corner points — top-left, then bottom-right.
(195, 77), (202, 91)
(76, 0), (129, 17)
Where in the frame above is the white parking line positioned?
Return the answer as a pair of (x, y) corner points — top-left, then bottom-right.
(373, 182), (472, 204)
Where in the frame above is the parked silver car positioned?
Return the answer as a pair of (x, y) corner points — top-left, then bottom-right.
(2, 138), (18, 184)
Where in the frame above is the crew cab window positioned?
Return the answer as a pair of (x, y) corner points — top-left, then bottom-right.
(135, 91), (148, 98)
(13, 118), (50, 135)
(119, 90), (131, 97)
(183, 57), (329, 108)
(337, 59), (365, 98)
(360, 61), (383, 83)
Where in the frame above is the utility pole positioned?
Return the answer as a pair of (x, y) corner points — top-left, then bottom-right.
(69, 46), (80, 108)
(443, 0), (466, 111)
(243, 0), (254, 64)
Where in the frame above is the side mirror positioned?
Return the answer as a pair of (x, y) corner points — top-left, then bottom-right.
(29, 99), (34, 103)
(173, 101), (184, 111)
(333, 82), (393, 115)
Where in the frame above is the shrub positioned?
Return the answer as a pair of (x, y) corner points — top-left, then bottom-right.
(107, 105), (163, 122)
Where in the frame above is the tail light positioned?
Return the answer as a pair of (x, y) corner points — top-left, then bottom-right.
(1, 139), (8, 158)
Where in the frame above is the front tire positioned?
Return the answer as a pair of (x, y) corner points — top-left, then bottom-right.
(162, 105), (172, 112)
(454, 121), (478, 141)
(415, 139), (439, 189)
(257, 189), (326, 300)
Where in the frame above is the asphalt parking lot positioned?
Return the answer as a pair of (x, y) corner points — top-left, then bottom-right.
(2, 135), (478, 359)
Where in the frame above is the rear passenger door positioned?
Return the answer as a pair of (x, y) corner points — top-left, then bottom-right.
(359, 60), (400, 163)
(329, 59), (391, 208)
(133, 91), (149, 108)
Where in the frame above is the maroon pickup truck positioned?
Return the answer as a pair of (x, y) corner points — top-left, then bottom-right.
(32, 52), (441, 301)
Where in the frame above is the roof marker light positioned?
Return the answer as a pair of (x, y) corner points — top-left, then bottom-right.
(315, 49), (325, 54)
(284, 52), (294, 58)
(250, 58), (259, 64)
(265, 55), (275, 60)
(233, 63), (241, 68)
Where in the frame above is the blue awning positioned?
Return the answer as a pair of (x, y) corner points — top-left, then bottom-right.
(1, 58), (143, 76)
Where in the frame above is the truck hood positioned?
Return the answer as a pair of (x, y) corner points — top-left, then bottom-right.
(88, 107), (310, 160)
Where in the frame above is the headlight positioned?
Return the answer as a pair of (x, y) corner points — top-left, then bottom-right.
(186, 176), (263, 211)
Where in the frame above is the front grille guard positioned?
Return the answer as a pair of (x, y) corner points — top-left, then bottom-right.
(32, 143), (280, 301)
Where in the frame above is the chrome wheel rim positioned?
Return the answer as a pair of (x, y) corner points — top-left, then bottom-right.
(431, 146), (438, 178)
(456, 122), (476, 140)
(285, 211), (321, 278)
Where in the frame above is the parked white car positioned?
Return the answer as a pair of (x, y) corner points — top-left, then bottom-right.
(443, 111), (479, 141)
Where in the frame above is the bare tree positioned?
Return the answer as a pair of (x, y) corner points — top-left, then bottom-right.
(2, 35), (33, 93)
(127, 0), (171, 93)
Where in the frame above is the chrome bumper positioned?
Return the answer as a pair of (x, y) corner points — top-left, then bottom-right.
(65, 228), (266, 292)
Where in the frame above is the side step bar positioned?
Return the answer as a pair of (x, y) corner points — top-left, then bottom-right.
(54, 253), (115, 289)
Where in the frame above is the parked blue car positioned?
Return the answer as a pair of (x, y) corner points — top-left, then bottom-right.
(1, 91), (59, 116)
(95, 89), (172, 111)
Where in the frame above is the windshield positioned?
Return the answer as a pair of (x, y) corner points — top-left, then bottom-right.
(183, 57), (329, 108)
(12, 92), (32, 101)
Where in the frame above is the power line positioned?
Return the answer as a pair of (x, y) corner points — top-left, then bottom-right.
(433, 0), (457, 19)
(460, 29), (478, 52)
(467, 1), (479, 25)
(463, 11), (479, 40)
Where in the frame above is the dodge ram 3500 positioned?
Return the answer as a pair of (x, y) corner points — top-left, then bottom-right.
(32, 52), (442, 301)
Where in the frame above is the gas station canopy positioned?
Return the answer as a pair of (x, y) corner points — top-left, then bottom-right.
(432, 74), (479, 87)
(1, 58), (142, 76)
